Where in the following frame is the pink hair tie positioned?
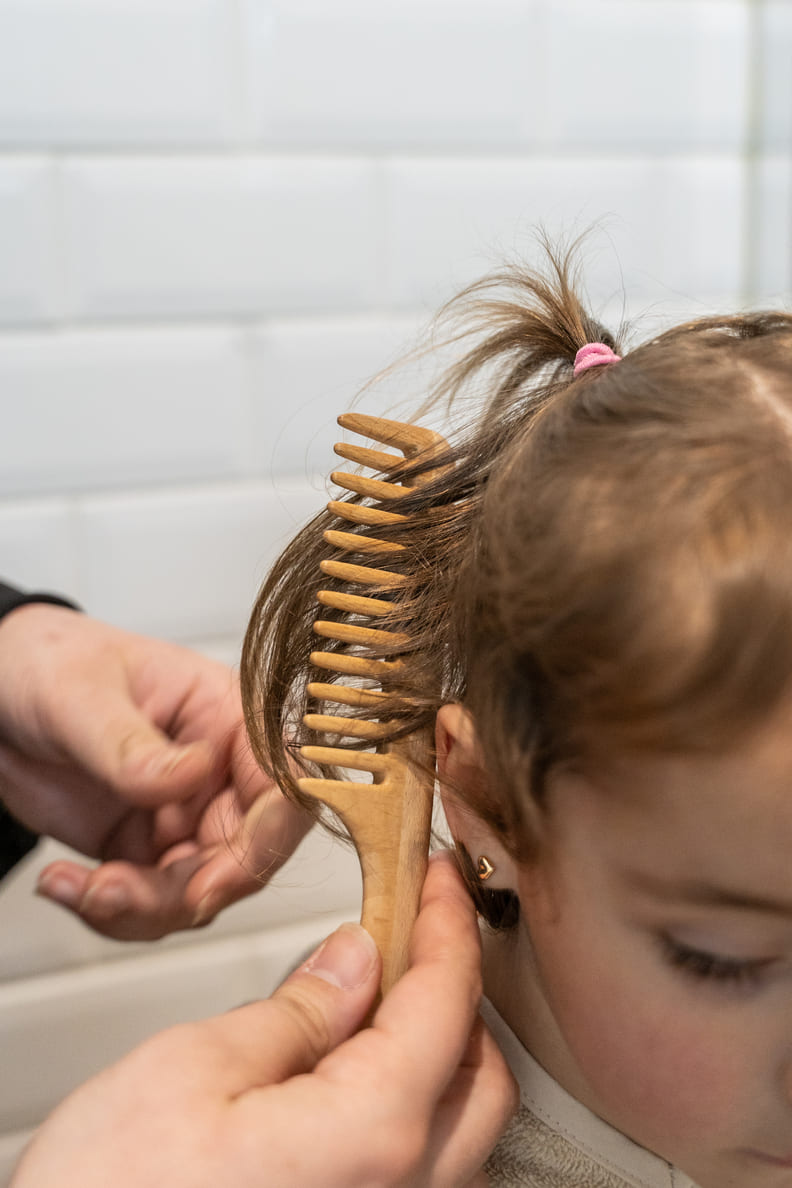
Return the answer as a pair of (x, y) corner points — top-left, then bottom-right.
(573, 342), (621, 376)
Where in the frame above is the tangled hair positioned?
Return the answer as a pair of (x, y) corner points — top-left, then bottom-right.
(241, 242), (792, 877)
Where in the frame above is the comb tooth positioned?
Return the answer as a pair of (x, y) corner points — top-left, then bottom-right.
(333, 442), (405, 472)
(319, 559), (406, 587)
(300, 745), (393, 774)
(323, 529), (405, 556)
(303, 713), (392, 740)
(337, 413), (447, 458)
(316, 590), (392, 617)
(307, 681), (387, 707)
(310, 651), (404, 679)
(331, 471), (409, 502)
(305, 413), (450, 999)
(313, 620), (409, 648)
(327, 500), (406, 527)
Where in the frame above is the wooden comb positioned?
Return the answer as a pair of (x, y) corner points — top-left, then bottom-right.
(297, 412), (449, 995)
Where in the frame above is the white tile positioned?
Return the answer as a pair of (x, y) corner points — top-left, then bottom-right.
(0, 326), (248, 496)
(62, 157), (381, 320)
(0, 829), (361, 980)
(0, 914), (346, 1131)
(243, 0), (543, 149)
(760, 1), (792, 151)
(382, 156), (745, 316)
(541, 0), (748, 151)
(752, 155), (792, 303)
(0, 844), (109, 981)
(0, 0), (241, 146)
(243, 0), (746, 151)
(76, 480), (326, 640)
(0, 500), (77, 596)
(243, 315), (426, 478)
(0, 159), (60, 325)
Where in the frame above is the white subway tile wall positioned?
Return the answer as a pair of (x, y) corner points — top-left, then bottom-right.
(0, 1), (243, 147)
(0, 159), (60, 324)
(761, 0), (792, 150)
(0, 0), (789, 1179)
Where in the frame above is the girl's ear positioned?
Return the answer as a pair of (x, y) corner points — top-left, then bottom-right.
(436, 704), (518, 892)
(436, 703), (478, 777)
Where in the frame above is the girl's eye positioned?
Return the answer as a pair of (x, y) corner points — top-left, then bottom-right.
(661, 936), (772, 989)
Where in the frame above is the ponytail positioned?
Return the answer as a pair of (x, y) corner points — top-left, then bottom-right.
(240, 242), (617, 826)
(242, 238), (792, 877)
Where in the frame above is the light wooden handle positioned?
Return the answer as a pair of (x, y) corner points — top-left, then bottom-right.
(356, 732), (434, 995)
(299, 727), (435, 997)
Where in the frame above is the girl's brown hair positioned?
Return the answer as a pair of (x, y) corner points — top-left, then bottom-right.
(241, 243), (792, 870)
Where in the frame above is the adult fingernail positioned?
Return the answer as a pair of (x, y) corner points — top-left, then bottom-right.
(303, 923), (378, 991)
(144, 745), (193, 778)
(193, 893), (217, 927)
(36, 873), (80, 909)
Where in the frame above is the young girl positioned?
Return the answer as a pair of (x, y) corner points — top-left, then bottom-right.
(241, 245), (792, 1188)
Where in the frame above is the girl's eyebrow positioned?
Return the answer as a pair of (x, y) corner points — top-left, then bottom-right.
(623, 870), (792, 917)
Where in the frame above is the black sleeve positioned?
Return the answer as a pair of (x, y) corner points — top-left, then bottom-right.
(0, 581), (79, 621)
(0, 581), (81, 879)
(0, 803), (40, 880)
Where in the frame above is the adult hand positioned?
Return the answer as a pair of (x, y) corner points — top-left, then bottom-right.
(0, 604), (311, 939)
(11, 854), (517, 1188)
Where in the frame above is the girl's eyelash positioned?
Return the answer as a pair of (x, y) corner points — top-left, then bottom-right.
(661, 936), (770, 988)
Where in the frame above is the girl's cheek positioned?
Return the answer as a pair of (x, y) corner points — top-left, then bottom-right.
(542, 937), (741, 1145)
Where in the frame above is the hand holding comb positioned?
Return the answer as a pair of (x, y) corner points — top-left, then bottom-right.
(297, 413), (449, 995)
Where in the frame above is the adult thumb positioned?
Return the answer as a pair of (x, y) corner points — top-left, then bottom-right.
(62, 687), (214, 805)
(111, 725), (213, 805)
(208, 924), (382, 1092)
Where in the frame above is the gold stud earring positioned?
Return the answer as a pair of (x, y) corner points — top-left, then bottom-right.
(476, 855), (495, 882)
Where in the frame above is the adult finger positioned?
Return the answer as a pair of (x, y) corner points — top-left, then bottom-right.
(187, 923), (382, 1095)
(37, 853), (209, 940)
(87, 712), (213, 805)
(35, 786), (311, 938)
(52, 678), (215, 807)
(358, 851), (485, 1107)
(37, 833), (288, 941)
(188, 786), (314, 924)
(234, 854), (512, 1187)
(269, 852), (482, 1114)
(416, 1013), (517, 1185)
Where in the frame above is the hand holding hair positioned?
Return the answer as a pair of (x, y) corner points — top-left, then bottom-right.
(11, 853), (517, 1188)
(0, 603), (311, 938)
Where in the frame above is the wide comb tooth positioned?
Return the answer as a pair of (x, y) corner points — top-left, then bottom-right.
(309, 651), (404, 679)
(303, 713), (393, 740)
(327, 500), (406, 527)
(333, 442), (405, 472)
(319, 559), (406, 587)
(331, 470), (410, 501)
(307, 681), (388, 707)
(323, 528), (405, 556)
(316, 590), (393, 617)
(338, 412), (447, 459)
(313, 619), (409, 648)
(300, 745), (393, 775)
